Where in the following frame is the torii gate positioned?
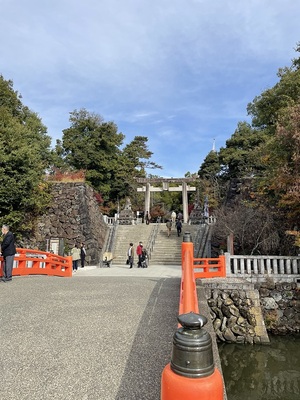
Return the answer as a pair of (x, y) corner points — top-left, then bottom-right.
(136, 178), (196, 224)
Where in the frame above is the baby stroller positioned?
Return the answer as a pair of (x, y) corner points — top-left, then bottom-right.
(103, 257), (112, 268)
(101, 252), (114, 268)
(140, 249), (148, 268)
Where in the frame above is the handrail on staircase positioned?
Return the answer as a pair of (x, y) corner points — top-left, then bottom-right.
(193, 224), (206, 257)
(146, 222), (160, 260)
(106, 221), (118, 254)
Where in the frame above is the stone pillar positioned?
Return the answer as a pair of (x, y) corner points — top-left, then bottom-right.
(145, 182), (151, 215)
(182, 182), (188, 224)
(225, 252), (232, 276)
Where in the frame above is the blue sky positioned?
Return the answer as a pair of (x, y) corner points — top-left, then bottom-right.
(1, 0), (299, 177)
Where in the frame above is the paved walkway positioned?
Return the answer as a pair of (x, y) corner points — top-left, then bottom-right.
(74, 262), (182, 278)
(0, 264), (182, 400)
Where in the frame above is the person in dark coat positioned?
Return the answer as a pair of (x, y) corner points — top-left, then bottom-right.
(145, 211), (150, 225)
(1, 224), (16, 282)
(176, 220), (182, 236)
(80, 243), (86, 268)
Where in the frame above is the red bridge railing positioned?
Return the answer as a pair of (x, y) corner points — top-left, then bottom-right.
(193, 255), (226, 279)
(0, 248), (72, 278)
(161, 233), (225, 400)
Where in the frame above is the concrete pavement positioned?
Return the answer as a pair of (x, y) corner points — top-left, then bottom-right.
(0, 264), (181, 400)
(73, 262), (182, 278)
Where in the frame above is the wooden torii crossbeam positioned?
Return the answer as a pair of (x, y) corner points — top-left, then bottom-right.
(136, 178), (196, 223)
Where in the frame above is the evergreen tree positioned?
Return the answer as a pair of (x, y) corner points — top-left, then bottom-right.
(219, 121), (267, 178)
(202, 45), (300, 253)
(59, 110), (162, 204)
(61, 109), (124, 199)
(0, 76), (52, 233)
(110, 136), (162, 201)
(198, 150), (220, 180)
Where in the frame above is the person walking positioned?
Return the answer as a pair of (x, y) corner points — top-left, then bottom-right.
(71, 243), (81, 272)
(136, 241), (143, 268)
(127, 242), (134, 268)
(177, 212), (183, 222)
(141, 247), (149, 268)
(166, 220), (172, 237)
(176, 219), (182, 236)
(0, 224), (16, 282)
(145, 211), (150, 225)
(80, 243), (86, 268)
(171, 211), (176, 224)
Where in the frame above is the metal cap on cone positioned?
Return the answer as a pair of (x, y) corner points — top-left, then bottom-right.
(170, 312), (215, 378)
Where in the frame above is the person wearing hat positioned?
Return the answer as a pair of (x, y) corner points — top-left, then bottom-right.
(136, 241), (143, 268)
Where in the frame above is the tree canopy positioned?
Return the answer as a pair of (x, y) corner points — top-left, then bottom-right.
(198, 43), (300, 254)
(52, 108), (162, 204)
(0, 75), (52, 234)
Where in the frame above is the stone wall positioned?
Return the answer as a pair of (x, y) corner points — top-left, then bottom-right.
(202, 278), (300, 345)
(28, 182), (108, 264)
(204, 284), (269, 344)
(258, 280), (300, 334)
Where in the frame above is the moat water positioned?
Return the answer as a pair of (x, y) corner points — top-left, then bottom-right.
(218, 335), (300, 400)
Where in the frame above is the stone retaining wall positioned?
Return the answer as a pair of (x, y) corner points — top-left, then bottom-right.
(27, 182), (108, 264)
(204, 287), (268, 344)
(202, 278), (300, 344)
(258, 279), (300, 334)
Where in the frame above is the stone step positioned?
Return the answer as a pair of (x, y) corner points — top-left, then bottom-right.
(111, 223), (201, 266)
(112, 224), (153, 264)
(149, 227), (185, 265)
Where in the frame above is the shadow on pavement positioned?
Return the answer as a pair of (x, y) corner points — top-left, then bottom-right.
(115, 277), (180, 400)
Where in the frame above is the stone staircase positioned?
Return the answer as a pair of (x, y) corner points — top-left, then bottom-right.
(149, 226), (182, 265)
(150, 223), (200, 265)
(110, 223), (201, 266)
(111, 223), (153, 265)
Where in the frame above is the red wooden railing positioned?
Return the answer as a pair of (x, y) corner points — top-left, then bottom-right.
(0, 248), (72, 278)
(193, 255), (226, 279)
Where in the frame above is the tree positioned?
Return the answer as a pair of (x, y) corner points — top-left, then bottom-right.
(0, 75), (52, 234)
(198, 150), (220, 180)
(247, 63), (300, 132)
(122, 136), (162, 174)
(199, 45), (300, 255)
(219, 121), (267, 178)
(59, 111), (163, 205)
(212, 203), (281, 255)
(109, 136), (163, 201)
(198, 150), (223, 209)
(259, 104), (300, 227)
(61, 109), (124, 199)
